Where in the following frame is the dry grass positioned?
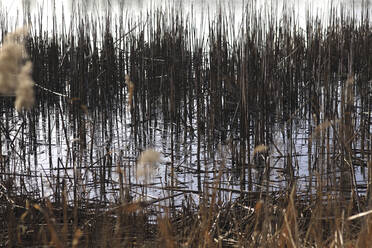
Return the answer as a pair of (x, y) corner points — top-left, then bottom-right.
(2, 180), (371, 247)
(0, 1), (371, 247)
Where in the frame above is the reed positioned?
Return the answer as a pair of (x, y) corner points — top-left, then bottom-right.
(0, 1), (371, 246)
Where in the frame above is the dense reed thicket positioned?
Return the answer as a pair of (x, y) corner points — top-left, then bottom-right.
(0, 1), (371, 247)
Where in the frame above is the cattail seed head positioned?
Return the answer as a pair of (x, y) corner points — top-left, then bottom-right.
(136, 149), (161, 183)
(0, 27), (35, 110)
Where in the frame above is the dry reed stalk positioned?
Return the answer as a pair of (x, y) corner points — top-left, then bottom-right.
(355, 215), (372, 248)
(278, 187), (298, 248)
(158, 216), (176, 248)
(33, 202), (64, 248)
(309, 120), (340, 141)
(0, 27), (35, 110)
(72, 229), (83, 248)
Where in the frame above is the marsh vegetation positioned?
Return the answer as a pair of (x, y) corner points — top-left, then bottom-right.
(0, 1), (371, 247)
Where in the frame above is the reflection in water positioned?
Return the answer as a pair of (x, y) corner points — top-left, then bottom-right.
(0, 0), (371, 208)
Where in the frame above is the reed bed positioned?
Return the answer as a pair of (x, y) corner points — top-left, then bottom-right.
(0, 1), (371, 247)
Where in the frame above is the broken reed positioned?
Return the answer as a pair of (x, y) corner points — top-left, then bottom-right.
(0, 2), (371, 246)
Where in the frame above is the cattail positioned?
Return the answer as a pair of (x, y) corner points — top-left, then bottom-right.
(136, 149), (161, 183)
(253, 144), (268, 155)
(0, 27), (35, 110)
(15, 61), (35, 111)
(125, 74), (134, 111)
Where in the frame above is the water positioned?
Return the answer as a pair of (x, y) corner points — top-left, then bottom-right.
(0, 0), (371, 209)
(1, 82), (369, 205)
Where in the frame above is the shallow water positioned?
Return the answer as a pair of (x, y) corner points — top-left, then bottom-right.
(0, 0), (371, 209)
(1, 78), (369, 207)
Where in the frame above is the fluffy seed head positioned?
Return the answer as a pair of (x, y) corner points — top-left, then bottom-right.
(0, 27), (35, 110)
(136, 149), (161, 183)
(253, 144), (268, 155)
(15, 62), (35, 111)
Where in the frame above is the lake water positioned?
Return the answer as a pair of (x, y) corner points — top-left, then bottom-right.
(0, 0), (370, 207)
